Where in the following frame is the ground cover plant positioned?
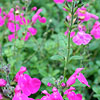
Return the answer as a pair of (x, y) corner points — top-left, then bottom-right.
(0, 0), (100, 100)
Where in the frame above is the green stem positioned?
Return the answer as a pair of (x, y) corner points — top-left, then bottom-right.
(64, 1), (74, 82)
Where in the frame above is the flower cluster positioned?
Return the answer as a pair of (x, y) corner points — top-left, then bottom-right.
(0, 67), (89, 100)
(40, 68), (89, 100)
(13, 66), (41, 100)
(54, 0), (100, 45)
(0, 6), (46, 41)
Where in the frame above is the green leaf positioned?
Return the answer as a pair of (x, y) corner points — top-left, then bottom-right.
(50, 55), (63, 61)
(69, 55), (83, 61)
(93, 86), (100, 94)
(42, 77), (55, 85)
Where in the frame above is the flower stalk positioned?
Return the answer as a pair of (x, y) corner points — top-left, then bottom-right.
(64, 1), (74, 82)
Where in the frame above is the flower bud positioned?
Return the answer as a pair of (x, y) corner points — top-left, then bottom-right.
(47, 82), (52, 87)
(60, 75), (64, 80)
(61, 82), (66, 87)
(15, 10), (19, 15)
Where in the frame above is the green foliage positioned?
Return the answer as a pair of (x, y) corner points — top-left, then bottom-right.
(0, 0), (100, 100)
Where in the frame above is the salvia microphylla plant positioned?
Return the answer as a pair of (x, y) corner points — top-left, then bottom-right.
(0, 0), (100, 100)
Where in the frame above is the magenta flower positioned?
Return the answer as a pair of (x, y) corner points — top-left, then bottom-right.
(18, 74), (41, 96)
(66, 68), (90, 87)
(31, 7), (37, 11)
(76, 7), (99, 22)
(28, 27), (37, 36)
(24, 27), (37, 41)
(47, 82), (52, 87)
(73, 31), (92, 45)
(41, 87), (63, 100)
(32, 9), (43, 24)
(0, 8), (2, 15)
(14, 66), (27, 82)
(7, 22), (20, 32)
(90, 21), (100, 39)
(38, 16), (47, 23)
(65, 29), (75, 37)
(13, 85), (34, 100)
(50, 87), (63, 100)
(53, 0), (65, 4)
(8, 33), (15, 41)
(76, 73), (90, 87)
(14, 66), (41, 96)
(0, 16), (5, 26)
(24, 32), (31, 41)
(61, 82), (66, 87)
(19, 17), (30, 25)
(64, 87), (82, 100)
(0, 8), (5, 26)
(0, 94), (3, 100)
(0, 79), (7, 87)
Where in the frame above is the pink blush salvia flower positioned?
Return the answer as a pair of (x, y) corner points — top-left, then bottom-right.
(76, 73), (90, 87)
(8, 33), (15, 41)
(90, 21), (100, 39)
(14, 66), (41, 96)
(64, 87), (82, 100)
(76, 7), (99, 23)
(73, 31), (92, 45)
(41, 87), (63, 100)
(66, 68), (90, 87)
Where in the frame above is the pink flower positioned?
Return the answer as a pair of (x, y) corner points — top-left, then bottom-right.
(41, 87), (63, 100)
(18, 74), (41, 96)
(0, 8), (2, 15)
(61, 82), (66, 87)
(76, 7), (99, 22)
(47, 82), (52, 87)
(66, 74), (76, 87)
(31, 7), (37, 11)
(53, 0), (65, 4)
(90, 21), (100, 39)
(76, 73), (90, 87)
(38, 16), (46, 23)
(7, 22), (20, 32)
(0, 16), (5, 26)
(0, 94), (3, 100)
(24, 27), (37, 41)
(66, 68), (84, 87)
(32, 9), (43, 24)
(50, 87), (63, 100)
(14, 67), (41, 96)
(28, 27), (37, 36)
(63, 8), (68, 12)
(13, 85), (34, 100)
(7, 8), (14, 21)
(19, 17), (30, 25)
(24, 32), (31, 41)
(0, 79), (7, 87)
(14, 66), (27, 82)
(8, 33), (15, 41)
(65, 30), (75, 37)
(73, 31), (92, 45)
(66, 68), (90, 87)
(64, 87), (82, 100)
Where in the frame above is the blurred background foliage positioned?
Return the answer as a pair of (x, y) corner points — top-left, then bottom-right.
(0, 0), (100, 100)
